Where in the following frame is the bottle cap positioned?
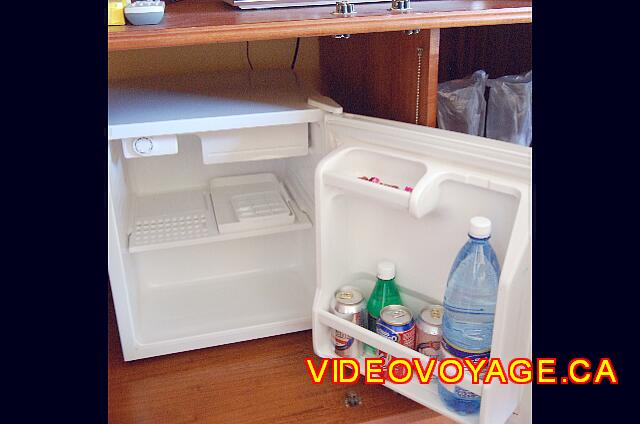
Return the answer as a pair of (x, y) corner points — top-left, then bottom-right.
(469, 216), (492, 239)
(377, 261), (396, 280)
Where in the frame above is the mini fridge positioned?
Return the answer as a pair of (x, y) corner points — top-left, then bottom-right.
(108, 70), (531, 424)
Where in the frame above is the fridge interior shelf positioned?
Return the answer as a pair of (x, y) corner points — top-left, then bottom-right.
(128, 185), (311, 253)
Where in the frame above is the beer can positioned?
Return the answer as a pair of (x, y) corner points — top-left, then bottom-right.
(376, 305), (416, 378)
(330, 286), (367, 357)
(416, 304), (443, 360)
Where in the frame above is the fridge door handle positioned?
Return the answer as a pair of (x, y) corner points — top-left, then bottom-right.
(409, 168), (521, 219)
(409, 170), (465, 219)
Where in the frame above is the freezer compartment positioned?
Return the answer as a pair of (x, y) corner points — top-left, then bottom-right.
(109, 134), (318, 360)
(199, 124), (309, 164)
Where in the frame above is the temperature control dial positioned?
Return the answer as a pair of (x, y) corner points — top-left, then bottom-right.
(133, 137), (154, 155)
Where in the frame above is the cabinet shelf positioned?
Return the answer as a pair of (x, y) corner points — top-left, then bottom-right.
(108, 0), (532, 51)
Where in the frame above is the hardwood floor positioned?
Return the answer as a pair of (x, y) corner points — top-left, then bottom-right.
(108, 293), (454, 424)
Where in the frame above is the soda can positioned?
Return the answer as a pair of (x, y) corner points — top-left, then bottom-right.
(416, 304), (443, 360)
(330, 286), (367, 357)
(376, 305), (416, 378)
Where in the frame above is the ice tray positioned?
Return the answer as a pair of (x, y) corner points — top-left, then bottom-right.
(210, 173), (295, 234)
(231, 191), (291, 221)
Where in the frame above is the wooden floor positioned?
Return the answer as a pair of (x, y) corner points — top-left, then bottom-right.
(108, 293), (454, 424)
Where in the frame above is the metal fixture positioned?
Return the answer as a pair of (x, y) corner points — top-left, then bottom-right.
(390, 0), (411, 12)
(333, 34), (352, 39)
(404, 29), (421, 35)
(415, 47), (424, 124)
(345, 391), (362, 407)
(333, 0), (356, 16)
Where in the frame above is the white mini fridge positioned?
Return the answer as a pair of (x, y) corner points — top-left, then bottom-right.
(108, 70), (531, 424)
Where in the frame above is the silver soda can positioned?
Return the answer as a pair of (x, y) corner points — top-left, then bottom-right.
(330, 286), (367, 357)
(416, 304), (444, 360)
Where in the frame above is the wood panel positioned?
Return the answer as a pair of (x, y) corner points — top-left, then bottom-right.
(108, 291), (455, 423)
(108, 0), (532, 51)
(319, 29), (440, 127)
(438, 23), (532, 82)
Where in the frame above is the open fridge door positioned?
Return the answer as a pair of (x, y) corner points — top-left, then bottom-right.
(312, 113), (531, 424)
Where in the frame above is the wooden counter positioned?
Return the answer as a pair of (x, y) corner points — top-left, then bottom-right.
(108, 0), (532, 51)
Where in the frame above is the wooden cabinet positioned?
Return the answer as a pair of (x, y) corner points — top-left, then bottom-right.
(108, 0), (531, 128)
(319, 22), (532, 127)
(107, 0), (532, 51)
(319, 30), (441, 127)
(108, 3), (532, 421)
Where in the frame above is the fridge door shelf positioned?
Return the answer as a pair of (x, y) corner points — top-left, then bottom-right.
(321, 145), (525, 217)
(314, 275), (484, 394)
(128, 187), (311, 253)
(320, 147), (427, 210)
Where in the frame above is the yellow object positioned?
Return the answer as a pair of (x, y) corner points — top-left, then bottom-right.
(108, 0), (126, 26)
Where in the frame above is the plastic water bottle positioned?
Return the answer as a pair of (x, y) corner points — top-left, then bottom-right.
(437, 217), (501, 415)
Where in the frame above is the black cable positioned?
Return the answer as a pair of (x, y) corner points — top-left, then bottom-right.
(246, 41), (254, 71)
(290, 38), (301, 70)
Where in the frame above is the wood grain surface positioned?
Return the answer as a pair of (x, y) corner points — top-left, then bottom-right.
(108, 0), (532, 51)
(319, 29), (440, 127)
(108, 291), (455, 423)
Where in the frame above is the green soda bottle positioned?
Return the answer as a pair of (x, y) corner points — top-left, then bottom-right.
(364, 261), (403, 357)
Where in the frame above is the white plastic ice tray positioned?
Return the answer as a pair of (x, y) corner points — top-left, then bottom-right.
(231, 191), (291, 221)
(210, 173), (295, 234)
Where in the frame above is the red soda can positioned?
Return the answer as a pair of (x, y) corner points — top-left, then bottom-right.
(376, 305), (416, 378)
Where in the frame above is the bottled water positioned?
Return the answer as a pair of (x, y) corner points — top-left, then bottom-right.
(438, 217), (501, 415)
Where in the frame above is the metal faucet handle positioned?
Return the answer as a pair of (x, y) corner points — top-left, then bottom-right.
(334, 1), (356, 15)
(390, 0), (411, 12)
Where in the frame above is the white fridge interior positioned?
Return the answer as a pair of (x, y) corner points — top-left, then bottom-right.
(108, 70), (531, 424)
(108, 71), (330, 358)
